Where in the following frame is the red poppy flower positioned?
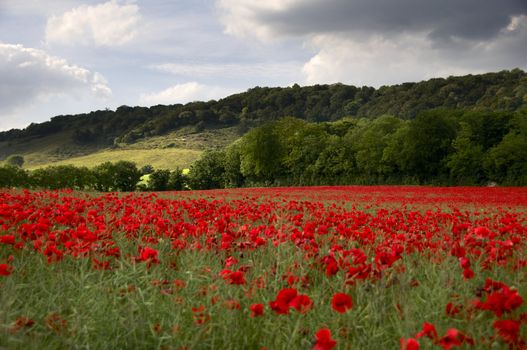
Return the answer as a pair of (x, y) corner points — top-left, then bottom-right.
(0, 235), (15, 245)
(220, 269), (246, 285)
(0, 264), (13, 276)
(400, 338), (420, 350)
(445, 302), (461, 317)
(250, 303), (264, 317)
(269, 288), (298, 315)
(290, 294), (313, 314)
(331, 293), (353, 313)
(437, 328), (473, 350)
(269, 288), (312, 315)
(493, 319), (520, 344)
(475, 285), (523, 317)
(224, 256), (238, 267)
(416, 322), (438, 341)
(10, 316), (35, 334)
(137, 246), (159, 264)
(458, 257), (470, 269)
(314, 328), (337, 350)
(462, 268), (474, 280)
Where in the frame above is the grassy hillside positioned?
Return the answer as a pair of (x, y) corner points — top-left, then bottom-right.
(2, 126), (239, 170)
(1, 69), (526, 170)
(24, 149), (202, 171)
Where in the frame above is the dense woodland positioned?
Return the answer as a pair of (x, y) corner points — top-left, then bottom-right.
(1, 69), (526, 188)
(1, 69), (526, 146)
(188, 109), (527, 187)
(1, 108), (526, 189)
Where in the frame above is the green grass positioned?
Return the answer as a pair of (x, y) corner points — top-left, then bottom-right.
(1, 188), (525, 349)
(24, 148), (202, 171)
(1, 126), (240, 170)
(122, 126), (239, 151)
(1, 241), (519, 349)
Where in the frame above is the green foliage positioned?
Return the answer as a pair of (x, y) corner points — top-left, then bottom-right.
(239, 122), (285, 184)
(185, 108), (527, 188)
(5, 154), (24, 168)
(277, 118), (329, 184)
(0, 165), (29, 187)
(1, 69), (527, 189)
(140, 164), (154, 175)
(167, 168), (188, 191)
(447, 122), (486, 184)
(223, 142), (245, 188)
(93, 161), (141, 192)
(395, 110), (458, 182)
(310, 135), (356, 184)
(1, 70), (525, 151)
(30, 165), (94, 190)
(484, 111), (527, 185)
(148, 169), (171, 191)
(187, 151), (226, 190)
(351, 115), (404, 177)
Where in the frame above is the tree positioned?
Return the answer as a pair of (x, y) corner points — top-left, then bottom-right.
(140, 164), (154, 175)
(395, 110), (458, 182)
(29, 165), (95, 190)
(5, 155), (24, 168)
(168, 168), (187, 191)
(239, 122), (284, 184)
(112, 161), (141, 191)
(352, 115), (404, 178)
(224, 142), (245, 188)
(382, 122), (412, 180)
(311, 135), (355, 184)
(447, 122), (485, 184)
(276, 118), (329, 184)
(484, 112), (527, 185)
(93, 161), (141, 191)
(188, 151), (226, 189)
(0, 165), (29, 187)
(148, 169), (171, 191)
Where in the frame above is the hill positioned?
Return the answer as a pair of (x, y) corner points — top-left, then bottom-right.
(1, 69), (526, 170)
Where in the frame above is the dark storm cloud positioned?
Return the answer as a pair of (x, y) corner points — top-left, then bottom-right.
(253, 0), (527, 42)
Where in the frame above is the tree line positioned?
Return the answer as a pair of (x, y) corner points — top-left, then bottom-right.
(1, 69), (526, 151)
(2, 108), (525, 191)
(0, 161), (186, 192)
(188, 109), (527, 187)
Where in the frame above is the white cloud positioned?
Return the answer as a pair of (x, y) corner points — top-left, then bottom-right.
(0, 43), (111, 116)
(45, 0), (140, 46)
(139, 82), (237, 106)
(218, 0), (527, 87)
(302, 33), (468, 87)
(217, 0), (302, 40)
(302, 25), (527, 87)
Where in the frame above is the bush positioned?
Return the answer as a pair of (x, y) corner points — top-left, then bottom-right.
(5, 154), (24, 168)
(148, 169), (171, 191)
(93, 161), (141, 192)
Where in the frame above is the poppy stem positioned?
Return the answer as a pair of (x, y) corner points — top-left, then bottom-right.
(287, 314), (302, 347)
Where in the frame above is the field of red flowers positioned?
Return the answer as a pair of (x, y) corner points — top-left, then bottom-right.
(1, 186), (527, 349)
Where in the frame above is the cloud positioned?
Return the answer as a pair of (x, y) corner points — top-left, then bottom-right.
(139, 82), (237, 106)
(45, 0), (140, 46)
(0, 43), (111, 116)
(218, 0), (527, 86)
(150, 62), (303, 82)
(218, 0), (527, 42)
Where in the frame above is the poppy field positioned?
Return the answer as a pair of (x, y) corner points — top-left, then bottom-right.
(1, 186), (527, 349)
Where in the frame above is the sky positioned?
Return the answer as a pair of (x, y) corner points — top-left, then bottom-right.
(1, 0), (526, 131)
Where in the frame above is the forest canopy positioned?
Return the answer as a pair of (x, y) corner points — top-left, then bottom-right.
(1, 69), (526, 147)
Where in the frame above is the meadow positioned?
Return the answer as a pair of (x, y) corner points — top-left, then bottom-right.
(1, 186), (526, 349)
(1, 126), (239, 171)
